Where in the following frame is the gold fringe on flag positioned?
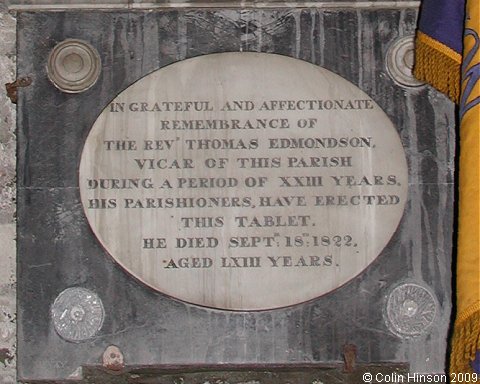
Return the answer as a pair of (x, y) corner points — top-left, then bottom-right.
(449, 0), (480, 372)
(451, 307), (480, 373)
(414, 31), (462, 103)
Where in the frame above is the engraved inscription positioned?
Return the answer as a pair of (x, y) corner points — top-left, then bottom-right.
(79, 53), (408, 310)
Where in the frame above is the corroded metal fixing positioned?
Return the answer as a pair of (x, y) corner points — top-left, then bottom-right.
(102, 345), (125, 371)
(5, 77), (32, 104)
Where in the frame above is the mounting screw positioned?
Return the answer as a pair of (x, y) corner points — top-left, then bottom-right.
(103, 345), (125, 371)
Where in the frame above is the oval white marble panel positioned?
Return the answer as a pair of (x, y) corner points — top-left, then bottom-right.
(79, 52), (408, 310)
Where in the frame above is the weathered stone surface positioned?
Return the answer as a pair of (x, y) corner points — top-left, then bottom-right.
(16, 6), (454, 382)
(20, 363), (411, 384)
(7, 0), (420, 11)
(0, 3), (16, 383)
(0, 4), (16, 224)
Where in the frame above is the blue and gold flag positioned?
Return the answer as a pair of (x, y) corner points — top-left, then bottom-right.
(415, 0), (464, 101)
(415, 0), (480, 374)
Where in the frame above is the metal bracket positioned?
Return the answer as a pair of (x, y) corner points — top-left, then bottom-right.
(5, 77), (32, 104)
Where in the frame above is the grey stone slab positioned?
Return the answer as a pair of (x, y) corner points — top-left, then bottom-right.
(16, 183), (453, 379)
(16, 9), (453, 189)
(16, 8), (454, 381)
(8, 0), (420, 11)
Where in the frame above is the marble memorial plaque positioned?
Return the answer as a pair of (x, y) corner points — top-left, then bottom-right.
(79, 52), (408, 310)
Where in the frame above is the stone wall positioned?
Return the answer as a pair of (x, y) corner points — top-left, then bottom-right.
(0, 3), (16, 383)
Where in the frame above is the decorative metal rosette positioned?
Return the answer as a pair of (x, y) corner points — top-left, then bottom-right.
(386, 35), (425, 88)
(385, 283), (437, 337)
(51, 287), (104, 342)
(47, 39), (101, 93)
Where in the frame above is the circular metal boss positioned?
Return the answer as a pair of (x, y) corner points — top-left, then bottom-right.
(51, 287), (104, 342)
(47, 39), (101, 93)
(385, 283), (437, 337)
(386, 36), (425, 88)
